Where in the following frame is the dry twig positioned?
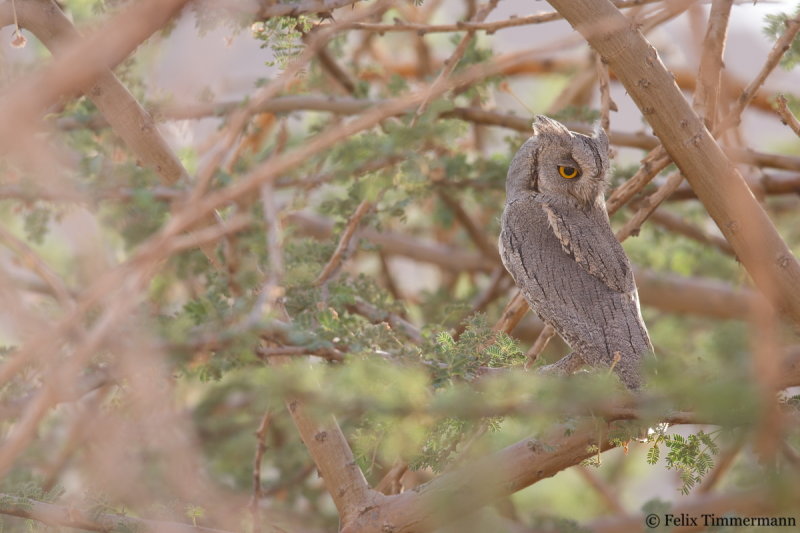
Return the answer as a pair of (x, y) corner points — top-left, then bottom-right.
(776, 94), (800, 138)
(250, 410), (273, 533)
(315, 199), (374, 286)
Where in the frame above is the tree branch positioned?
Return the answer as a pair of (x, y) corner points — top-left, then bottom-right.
(348, 0), (668, 34)
(720, 12), (800, 131)
(0, 493), (234, 533)
(315, 199), (374, 286)
(280, 383), (381, 524)
(341, 421), (615, 533)
(776, 94), (800, 138)
(692, 0), (733, 129)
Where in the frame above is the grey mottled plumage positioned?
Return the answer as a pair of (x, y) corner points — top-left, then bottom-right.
(499, 116), (652, 389)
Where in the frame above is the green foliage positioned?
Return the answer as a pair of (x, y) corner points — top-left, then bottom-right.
(22, 206), (51, 245)
(252, 17), (314, 68)
(184, 505), (205, 526)
(763, 4), (800, 70)
(647, 429), (720, 494)
(428, 314), (524, 384)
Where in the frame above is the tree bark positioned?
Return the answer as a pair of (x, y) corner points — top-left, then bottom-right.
(341, 422), (613, 533)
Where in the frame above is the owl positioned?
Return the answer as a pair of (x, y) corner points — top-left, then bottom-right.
(499, 116), (652, 389)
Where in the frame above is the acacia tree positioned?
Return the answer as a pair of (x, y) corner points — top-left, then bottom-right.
(1, 1), (799, 532)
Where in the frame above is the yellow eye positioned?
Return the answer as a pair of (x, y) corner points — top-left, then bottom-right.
(558, 166), (579, 179)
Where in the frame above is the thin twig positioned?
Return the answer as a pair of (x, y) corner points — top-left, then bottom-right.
(411, 0), (498, 123)
(646, 207), (735, 256)
(256, 345), (345, 362)
(455, 267), (508, 337)
(437, 190), (497, 257)
(346, 298), (422, 344)
(349, 0), (666, 34)
(615, 171), (685, 241)
(375, 461), (409, 495)
(606, 148), (671, 216)
(698, 437), (745, 493)
(378, 251), (404, 302)
(595, 52), (617, 132)
(524, 324), (556, 369)
(719, 13), (800, 131)
(776, 94), (800, 138)
(314, 199), (374, 286)
(576, 465), (626, 514)
(492, 291), (528, 334)
(253, 0), (369, 18)
(0, 225), (73, 307)
(250, 410), (273, 533)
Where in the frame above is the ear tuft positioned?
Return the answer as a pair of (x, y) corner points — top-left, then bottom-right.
(531, 115), (572, 137)
(592, 120), (609, 154)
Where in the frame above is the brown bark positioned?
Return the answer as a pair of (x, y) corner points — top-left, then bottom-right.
(341, 422), (614, 533)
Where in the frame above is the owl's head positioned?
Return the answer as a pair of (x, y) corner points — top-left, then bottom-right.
(506, 115), (610, 207)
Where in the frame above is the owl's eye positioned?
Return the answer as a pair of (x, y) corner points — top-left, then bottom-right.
(558, 166), (580, 179)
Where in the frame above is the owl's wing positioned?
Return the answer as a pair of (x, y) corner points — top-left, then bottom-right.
(539, 200), (635, 294)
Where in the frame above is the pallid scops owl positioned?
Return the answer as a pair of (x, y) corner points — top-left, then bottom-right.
(499, 116), (652, 389)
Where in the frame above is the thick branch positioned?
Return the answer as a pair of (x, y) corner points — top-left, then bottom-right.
(632, 267), (754, 320)
(341, 422), (614, 533)
(548, 0), (800, 324)
(0, 493), (233, 533)
(273, 356), (380, 524)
